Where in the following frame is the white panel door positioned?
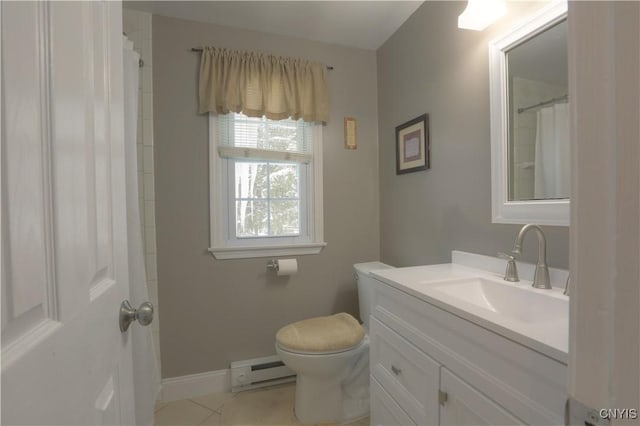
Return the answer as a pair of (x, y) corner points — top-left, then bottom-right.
(1, 1), (137, 425)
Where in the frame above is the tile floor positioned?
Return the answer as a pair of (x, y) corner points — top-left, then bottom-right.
(154, 383), (370, 426)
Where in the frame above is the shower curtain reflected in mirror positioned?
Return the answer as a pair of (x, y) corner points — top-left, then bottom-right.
(534, 103), (570, 199)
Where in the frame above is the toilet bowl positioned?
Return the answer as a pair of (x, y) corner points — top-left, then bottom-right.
(276, 335), (369, 424)
(275, 262), (394, 424)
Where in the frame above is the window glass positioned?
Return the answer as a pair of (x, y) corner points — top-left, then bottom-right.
(234, 161), (301, 238)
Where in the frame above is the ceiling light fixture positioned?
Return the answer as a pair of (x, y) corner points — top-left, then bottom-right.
(458, 0), (507, 31)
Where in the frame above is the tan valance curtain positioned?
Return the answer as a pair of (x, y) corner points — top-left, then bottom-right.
(198, 47), (329, 123)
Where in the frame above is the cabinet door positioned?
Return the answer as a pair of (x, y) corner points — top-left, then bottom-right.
(371, 376), (416, 426)
(440, 369), (524, 426)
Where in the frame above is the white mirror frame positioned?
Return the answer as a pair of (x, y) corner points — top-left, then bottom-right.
(489, 1), (569, 226)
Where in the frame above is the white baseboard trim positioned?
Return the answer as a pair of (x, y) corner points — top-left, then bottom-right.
(160, 369), (231, 402)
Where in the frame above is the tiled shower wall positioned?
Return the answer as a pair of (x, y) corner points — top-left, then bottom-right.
(123, 9), (161, 375)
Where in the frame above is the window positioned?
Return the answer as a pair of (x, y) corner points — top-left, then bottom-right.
(209, 113), (325, 259)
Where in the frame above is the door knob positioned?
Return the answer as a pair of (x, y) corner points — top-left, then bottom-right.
(119, 300), (154, 332)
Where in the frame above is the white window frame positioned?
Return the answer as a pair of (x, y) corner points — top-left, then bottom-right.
(208, 113), (326, 259)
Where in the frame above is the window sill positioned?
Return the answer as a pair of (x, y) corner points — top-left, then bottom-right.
(208, 242), (327, 260)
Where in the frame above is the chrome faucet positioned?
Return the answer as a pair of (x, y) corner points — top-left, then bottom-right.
(512, 224), (552, 290)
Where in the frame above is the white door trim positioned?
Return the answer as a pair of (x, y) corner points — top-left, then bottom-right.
(568, 0), (640, 419)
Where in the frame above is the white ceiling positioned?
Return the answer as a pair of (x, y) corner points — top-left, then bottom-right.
(124, 1), (424, 50)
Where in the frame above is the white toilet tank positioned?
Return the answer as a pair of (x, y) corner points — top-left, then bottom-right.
(353, 262), (394, 330)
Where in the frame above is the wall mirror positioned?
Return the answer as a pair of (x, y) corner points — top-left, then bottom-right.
(489, 1), (569, 225)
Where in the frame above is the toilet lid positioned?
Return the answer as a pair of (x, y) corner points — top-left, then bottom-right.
(276, 313), (365, 354)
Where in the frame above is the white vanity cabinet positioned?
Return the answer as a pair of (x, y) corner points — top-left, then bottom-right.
(369, 277), (567, 426)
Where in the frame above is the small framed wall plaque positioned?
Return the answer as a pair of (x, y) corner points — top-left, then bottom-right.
(344, 117), (357, 150)
(396, 114), (429, 174)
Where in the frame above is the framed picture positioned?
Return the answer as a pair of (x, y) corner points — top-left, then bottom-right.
(395, 114), (429, 174)
(344, 117), (357, 150)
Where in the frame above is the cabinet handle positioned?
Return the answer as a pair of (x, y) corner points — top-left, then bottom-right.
(391, 365), (402, 375)
(439, 390), (448, 406)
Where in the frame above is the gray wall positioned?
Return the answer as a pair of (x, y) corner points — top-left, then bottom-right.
(377, 1), (569, 268)
(153, 16), (380, 378)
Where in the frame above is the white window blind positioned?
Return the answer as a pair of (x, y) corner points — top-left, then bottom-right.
(217, 113), (314, 163)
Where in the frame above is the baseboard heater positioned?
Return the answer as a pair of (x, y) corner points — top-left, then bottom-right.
(230, 355), (296, 393)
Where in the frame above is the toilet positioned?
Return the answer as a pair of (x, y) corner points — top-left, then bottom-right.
(275, 262), (394, 424)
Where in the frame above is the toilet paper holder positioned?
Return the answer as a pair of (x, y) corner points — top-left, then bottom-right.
(266, 259), (279, 271)
(267, 258), (298, 276)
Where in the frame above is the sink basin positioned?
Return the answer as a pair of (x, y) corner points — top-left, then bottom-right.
(429, 277), (568, 324)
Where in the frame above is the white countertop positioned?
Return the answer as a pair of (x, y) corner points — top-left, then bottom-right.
(371, 251), (569, 365)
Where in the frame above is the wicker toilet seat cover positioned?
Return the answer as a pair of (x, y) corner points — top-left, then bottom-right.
(276, 313), (365, 353)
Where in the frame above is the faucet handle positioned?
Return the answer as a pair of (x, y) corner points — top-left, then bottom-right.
(498, 252), (520, 282)
(497, 252), (515, 261)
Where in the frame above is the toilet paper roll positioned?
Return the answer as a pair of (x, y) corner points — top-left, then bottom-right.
(277, 259), (298, 276)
